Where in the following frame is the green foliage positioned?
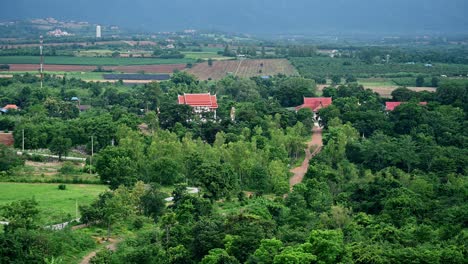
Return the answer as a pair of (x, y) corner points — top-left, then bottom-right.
(59, 161), (76, 174)
(0, 145), (24, 172)
(1, 198), (40, 232)
(273, 77), (316, 107)
(201, 248), (239, 264)
(90, 249), (113, 264)
(95, 147), (138, 189)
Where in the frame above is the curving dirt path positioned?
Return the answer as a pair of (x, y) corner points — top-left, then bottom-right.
(80, 238), (119, 264)
(289, 125), (323, 189)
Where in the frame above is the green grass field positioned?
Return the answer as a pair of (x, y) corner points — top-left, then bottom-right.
(0, 56), (195, 66)
(182, 52), (233, 60)
(0, 183), (107, 224)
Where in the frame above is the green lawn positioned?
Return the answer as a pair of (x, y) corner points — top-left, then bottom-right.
(0, 56), (194, 66)
(0, 183), (107, 224)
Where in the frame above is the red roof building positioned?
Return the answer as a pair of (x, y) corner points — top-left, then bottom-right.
(3, 104), (19, 110)
(178, 93), (218, 109)
(295, 97), (332, 112)
(385, 102), (427, 111)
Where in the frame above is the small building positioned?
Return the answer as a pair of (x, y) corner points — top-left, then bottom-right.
(1, 104), (19, 113)
(96, 25), (102, 38)
(295, 97), (332, 112)
(385, 102), (427, 111)
(178, 93), (218, 119)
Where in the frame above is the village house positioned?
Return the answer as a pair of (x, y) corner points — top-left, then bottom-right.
(0, 104), (19, 114)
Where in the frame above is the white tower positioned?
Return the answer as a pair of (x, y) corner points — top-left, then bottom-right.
(96, 25), (102, 38)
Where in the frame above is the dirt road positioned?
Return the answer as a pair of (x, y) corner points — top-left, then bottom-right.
(289, 125), (323, 189)
(80, 238), (119, 264)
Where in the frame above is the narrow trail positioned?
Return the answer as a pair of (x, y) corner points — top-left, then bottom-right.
(234, 59), (243, 76)
(289, 125), (323, 189)
(79, 238), (119, 264)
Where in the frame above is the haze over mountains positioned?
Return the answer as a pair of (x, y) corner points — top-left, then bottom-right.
(2, 0), (468, 35)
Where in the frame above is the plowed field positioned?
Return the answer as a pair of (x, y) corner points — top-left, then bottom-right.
(187, 59), (298, 80)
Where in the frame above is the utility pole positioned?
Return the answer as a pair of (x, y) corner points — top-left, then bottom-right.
(89, 136), (94, 175)
(39, 35), (44, 89)
(22, 129), (24, 153)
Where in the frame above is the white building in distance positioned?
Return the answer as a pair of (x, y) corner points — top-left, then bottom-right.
(96, 25), (101, 38)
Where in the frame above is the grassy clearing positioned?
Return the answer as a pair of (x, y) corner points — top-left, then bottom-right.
(0, 56), (195, 66)
(0, 182), (107, 224)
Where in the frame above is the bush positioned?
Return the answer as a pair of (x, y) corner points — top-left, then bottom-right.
(58, 184), (67, 190)
(27, 154), (46, 162)
(59, 162), (76, 175)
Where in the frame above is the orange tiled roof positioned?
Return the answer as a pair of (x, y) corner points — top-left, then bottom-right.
(3, 104), (19, 110)
(178, 93), (218, 109)
(296, 97), (332, 112)
(385, 101), (427, 111)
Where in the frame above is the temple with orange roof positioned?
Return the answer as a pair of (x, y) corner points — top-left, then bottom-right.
(178, 93), (218, 119)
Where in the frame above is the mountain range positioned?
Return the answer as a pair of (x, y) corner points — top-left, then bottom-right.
(2, 0), (467, 35)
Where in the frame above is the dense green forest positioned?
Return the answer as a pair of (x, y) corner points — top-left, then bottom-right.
(0, 69), (467, 263)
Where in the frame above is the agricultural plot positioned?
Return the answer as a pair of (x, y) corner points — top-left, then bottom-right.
(0, 183), (107, 224)
(103, 73), (170, 81)
(7, 63), (186, 74)
(182, 51), (234, 60)
(187, 59), (298, 80)
(0, 56), (194, 66)
(317, 84), (436, 98)
(291, 57), (468, 78)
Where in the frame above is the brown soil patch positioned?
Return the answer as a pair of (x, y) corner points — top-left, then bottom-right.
(0, 133), (14, 146)
(368, 86), (436, 98)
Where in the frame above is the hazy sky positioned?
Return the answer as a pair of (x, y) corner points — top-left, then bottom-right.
(2, 0), (467, 34)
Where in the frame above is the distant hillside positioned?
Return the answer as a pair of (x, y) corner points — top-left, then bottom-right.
(0, 18), (123, 39)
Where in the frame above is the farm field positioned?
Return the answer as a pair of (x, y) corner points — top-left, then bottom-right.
(182, 51), (234, 60)
(0, 56), (194, 66)
(317, 83), (436, 98)
(6, 63), (186, 73)
(290, 57), (468, 78)
(0, 183), (107, 224)
(187, 58), (298, 80)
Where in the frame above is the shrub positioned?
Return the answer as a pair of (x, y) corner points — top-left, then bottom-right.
(58, 184), (67, 190)
(28, 154), (46, 162)
(59, 162), (76, 175)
